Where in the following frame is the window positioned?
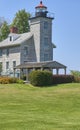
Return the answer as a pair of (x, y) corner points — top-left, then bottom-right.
(44, 21), (48, 29)
(0, 62), (2, 66)
(6, 62), (9, 69)
(44, 37), (48, 46)
(13, 61), (16, 68)
(44, 53), (49, 61)
(6, 49), (9, 56)
(24, 47), (28, 55)
(0, 62), (2, 74)
(0, 49), (2, 57)
(10, 36), (12, 41)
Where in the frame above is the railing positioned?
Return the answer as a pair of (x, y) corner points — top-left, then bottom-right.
(30, 12), (55, 19)
(47, 12), (55, 19)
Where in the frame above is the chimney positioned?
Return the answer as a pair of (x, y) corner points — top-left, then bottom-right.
(10, 27), (18, 33)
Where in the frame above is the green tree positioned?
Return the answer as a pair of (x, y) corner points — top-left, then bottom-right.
(12, 9), (30, 33)
(0, 21), (9, 41)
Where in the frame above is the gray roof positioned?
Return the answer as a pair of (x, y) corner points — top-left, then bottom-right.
(0, 32), (56, 48)
(0, 32), (33, 48)
(15, 61), (67, 69)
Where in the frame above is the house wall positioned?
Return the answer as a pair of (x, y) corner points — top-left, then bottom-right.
(0, 36), (37, 76)
(20, 37), (37, 63)
(0, 45), (20, 75)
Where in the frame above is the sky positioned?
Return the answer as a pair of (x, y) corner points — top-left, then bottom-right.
(0, 0), (80, 74)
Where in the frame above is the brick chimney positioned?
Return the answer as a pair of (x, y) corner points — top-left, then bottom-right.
(10, 27), (18, 33)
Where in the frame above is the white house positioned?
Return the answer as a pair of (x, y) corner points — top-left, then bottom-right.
(0, 1), (66, 77)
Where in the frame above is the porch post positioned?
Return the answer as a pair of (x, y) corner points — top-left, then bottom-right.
(13, 68), (15, 77)
(41, 67), (43, 71)
(33, 67), (35, 71)
(64, 68), (66, 75)
(19, 69), (21, 79)
(26, 69), (29, 81)
(56, 68), (59, 75)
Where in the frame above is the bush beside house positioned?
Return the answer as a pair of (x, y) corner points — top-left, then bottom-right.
(0, 77), (24, 84)
(52, 75), (74, 84)
(0, 70), (80, 85)
(29, 70), (74, 86)
(29, 70), (53, 86)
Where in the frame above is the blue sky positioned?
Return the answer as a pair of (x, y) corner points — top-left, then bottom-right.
(0, 0), (80, 74)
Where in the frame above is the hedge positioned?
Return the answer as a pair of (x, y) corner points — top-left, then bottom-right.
(52, 75), (74, 84)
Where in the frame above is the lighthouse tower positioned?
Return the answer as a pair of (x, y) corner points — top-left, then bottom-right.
(29, 1), (54, 62)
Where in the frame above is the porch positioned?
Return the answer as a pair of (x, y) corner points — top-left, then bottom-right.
(14, 61), (67, 81)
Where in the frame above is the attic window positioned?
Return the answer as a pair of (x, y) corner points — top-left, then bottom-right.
(9, 36), (12, 41)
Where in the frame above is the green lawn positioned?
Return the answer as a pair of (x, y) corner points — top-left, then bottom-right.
(0, 83), (80, 130)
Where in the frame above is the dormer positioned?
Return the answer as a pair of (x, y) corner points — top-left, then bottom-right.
(9, 27), (20, 42)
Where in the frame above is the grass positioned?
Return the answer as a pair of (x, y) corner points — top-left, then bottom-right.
(0, 83), (80, 130)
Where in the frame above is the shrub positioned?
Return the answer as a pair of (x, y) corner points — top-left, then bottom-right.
(21, 75), (26, 80)
(0, 77), (10, 84)
(70, 70), (80, 83)
(17, 79), (24, 84)
(52, 75), (74, 84)
(0, 76), (24, 84)
(29, 70), (53, 86)
(9, 77), (18, 83)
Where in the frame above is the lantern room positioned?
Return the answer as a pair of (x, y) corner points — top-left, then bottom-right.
(35, 1), (48, 17)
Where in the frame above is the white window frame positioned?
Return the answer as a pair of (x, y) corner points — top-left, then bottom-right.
(44, 21), (48, 29)
(6, 61), (9, 69)
(0, 49), (2, 57)
(13, 61), (16, 68)
(6, 48), (9, 56)
(24, 46), (28, 56)
(44, 53), (49, 61)
(44, 37), (49, 47)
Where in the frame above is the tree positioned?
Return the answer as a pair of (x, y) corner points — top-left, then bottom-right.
(0, 9), (30, 41)
(12, 9), (30, 33)
(0, 17), (7, 41)
(0, 21), (10, 41)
